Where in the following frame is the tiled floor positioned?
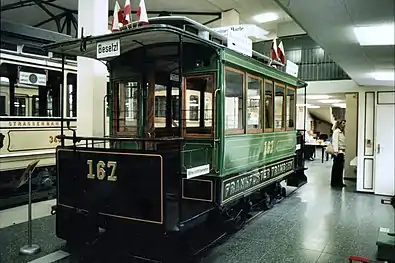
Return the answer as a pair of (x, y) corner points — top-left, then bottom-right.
(200, 159), (395, 263)
(0, 158), (394, 263)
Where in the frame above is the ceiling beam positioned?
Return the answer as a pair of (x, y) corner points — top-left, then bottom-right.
(0, 0), (56, 12)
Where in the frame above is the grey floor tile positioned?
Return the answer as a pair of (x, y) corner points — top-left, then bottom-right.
(317, 252), (350, 263)
(280, 248), (321, 263)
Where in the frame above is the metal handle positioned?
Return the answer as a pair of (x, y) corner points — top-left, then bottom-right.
(377, 144), (381, 154)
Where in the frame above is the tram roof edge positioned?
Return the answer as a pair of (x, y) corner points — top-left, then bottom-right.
(43, 24), (224, 60)
(1, 19), (73, 45)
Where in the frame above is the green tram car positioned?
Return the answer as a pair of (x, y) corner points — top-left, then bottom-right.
(47, 17), (307, 260)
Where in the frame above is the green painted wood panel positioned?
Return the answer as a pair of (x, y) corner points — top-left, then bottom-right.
(222, 131), (296, 176)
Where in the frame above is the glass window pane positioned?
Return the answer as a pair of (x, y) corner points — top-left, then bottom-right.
(247, 76), (262, 130)
(171, 88), (179, 127)
(115, 81), (139, 133)
(274, 84), (285, 129)
(185, 75), (213, 132)
(286, 88), (295, 128)
(225, 70), (244, 131)
(264, 81), (274, 129)
(154, 84), (166, 128)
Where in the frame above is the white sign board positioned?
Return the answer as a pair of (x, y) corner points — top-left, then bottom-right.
(212, 24), (269, 41)
(186, 164), (210, 179)
(97, 39), (120, 59)
(286, 60), (299, 77)
(227, 32), (253, 57)
(19, 72), (46, 86)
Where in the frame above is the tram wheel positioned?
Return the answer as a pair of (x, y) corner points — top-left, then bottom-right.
(224, 206), (248, 233)
(261, 192), (274, 210)
(281, 187), (287, 197)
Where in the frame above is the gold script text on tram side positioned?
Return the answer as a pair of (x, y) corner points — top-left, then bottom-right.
(87, 160), (118, 182)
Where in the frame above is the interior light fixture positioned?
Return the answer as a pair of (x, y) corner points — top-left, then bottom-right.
(354, 23), (395, 46)
(332, 103), (346, 108)
(253, 12), (279, 23)
(318, 99), (342, 104)
(371, 71), (395, 81)
(306, 95), (331, 100)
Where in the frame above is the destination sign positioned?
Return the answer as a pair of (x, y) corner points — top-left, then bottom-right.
(97, 39), (120, 59)
(221, 158), (294, 203)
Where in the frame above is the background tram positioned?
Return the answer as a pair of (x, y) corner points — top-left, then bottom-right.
(48, 16), (307, 262)
(0, 49), (112, 208)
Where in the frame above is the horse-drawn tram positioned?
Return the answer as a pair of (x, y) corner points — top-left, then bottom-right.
(46, 16), (307, 262)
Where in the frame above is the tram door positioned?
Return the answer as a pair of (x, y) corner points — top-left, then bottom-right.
(147, 72), (181, 140)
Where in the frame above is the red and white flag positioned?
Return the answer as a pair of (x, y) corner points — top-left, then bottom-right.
(271, 38), (278, 60)
(277, 41), (286, 64)
(111, 1), (121, 32)
(123, 0), (131, 24)
(137, 0), (149, 24)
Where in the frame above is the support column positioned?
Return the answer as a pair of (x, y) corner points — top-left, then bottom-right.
(206, 9), (240, 28)
(77, 0), (108, 138)
(220, 9), (239, 27)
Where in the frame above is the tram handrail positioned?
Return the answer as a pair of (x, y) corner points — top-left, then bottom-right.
(56, 134), (184, 142)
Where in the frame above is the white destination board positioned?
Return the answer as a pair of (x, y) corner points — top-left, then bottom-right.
(97, 39), (120, 59)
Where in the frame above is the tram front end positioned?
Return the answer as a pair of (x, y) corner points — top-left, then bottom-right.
(54, 144), (174, 246)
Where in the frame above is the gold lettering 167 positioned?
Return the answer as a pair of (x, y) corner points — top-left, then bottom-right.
(87, 160), (118, 181)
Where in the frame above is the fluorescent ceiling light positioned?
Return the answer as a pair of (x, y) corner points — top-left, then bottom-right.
(371, 71), (394, 81)
(333, 103), (346, 108)
(319, 99), (342, 104)
(306, 95), (331, 100)
(307, 105), (320, 109)
(253, 12), (279, 23)
(354, 24), (395, 46)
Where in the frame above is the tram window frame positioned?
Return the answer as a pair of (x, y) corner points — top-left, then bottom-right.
(224, 67), (245, 135)
(182, 73), (215, 137)
(263, 79), (274, 132)
(246, 74), (263, 133)
(286, 86), (296, 130)
(274, 82), (286, 132)
(113, 80), (140, 135)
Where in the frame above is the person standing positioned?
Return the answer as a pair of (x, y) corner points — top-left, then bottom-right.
(331, 120), (346, 187)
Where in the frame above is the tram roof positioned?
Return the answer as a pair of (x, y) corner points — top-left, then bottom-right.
(43, 24), (223, 61)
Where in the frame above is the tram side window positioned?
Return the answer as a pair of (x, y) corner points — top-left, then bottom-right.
(0, 96), (6, 116)
(225, 69), (244, 133)
(274, 83), (285, 130)
(14, 96), (27, 116)
(0, 76), (9, 116)
(247, 75), (262, 132)
(184, 75), (213, 134)
(67, 73), (77, 117)
(32, 96), (39, 116)
(154, 84), (166, 128)
(114, 81), (139, 134)
(264, 80), (274, 131)
(171, 91), (180, 127)
(286, 87), (296, 129)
